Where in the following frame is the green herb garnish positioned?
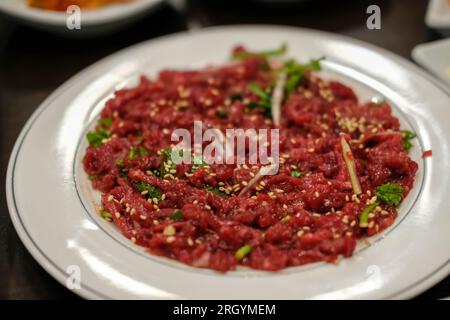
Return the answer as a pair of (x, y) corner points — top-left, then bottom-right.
(281, 215), (291, 222)
(100, 210), (112, 221)
(232, 43), (287, 60)
(401, 130), (416, 152)
(235, 244), (252, 261)
(192, 154), (208, 171)
(170, 210), (183, 221)
(375, 183), (403, 207)
(128, 146), (149, 158)
(291, 170), (305, 178)
(359, 183), (403, 227)
(86, 129), (110, 148)
(206, 185), (227, 196)
(135, 181), (162, 200)
(247, 83), (272, 116)
(99, 117), (112, 129)
(283, 57), (324, 94)
(359, 202), (378, 228)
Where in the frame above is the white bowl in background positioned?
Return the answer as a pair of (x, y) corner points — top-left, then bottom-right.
(0, 0), (162, 36)
(412, 38), (450, 88)
(426, 0), (450, 37)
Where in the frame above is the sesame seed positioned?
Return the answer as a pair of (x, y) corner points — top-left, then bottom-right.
(163, 225), (176, 236)
(107, 195), (114, 201)
(140, 215), (147, 220)
(350, 220), (356, 227)
(187, 238), (194, 246)
(166, 236), (176, 243)
(131, 237), (136, 243)
(115, 212), (121, 218)
(297, 230), (304, 237)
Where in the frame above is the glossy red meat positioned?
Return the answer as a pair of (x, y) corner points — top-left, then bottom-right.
(83, 54), (417, 272)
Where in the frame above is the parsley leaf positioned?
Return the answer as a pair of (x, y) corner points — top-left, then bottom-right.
(376, 183), (403, 206)
(135, 181), (162, 200)
(86, 129), (110, 148)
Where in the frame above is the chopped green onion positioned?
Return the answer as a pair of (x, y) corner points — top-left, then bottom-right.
(206, 185), (227, 196)
(115, 159), (125, 167)
(281, 215), (291, 222)
(235, 244), (252, 261)
(376, 183), (403, 206)
(100, 210), (112, 221)
(86, 130), (110, 148)
(359, 202), (377, 228)
(341, 136), (362, 195)
(99, 117), (112, 129)
(248, 83), (269, 100)
(135, 181), (162, 200)
(233, 43), (287, 60)
(283, 57), (324, 94)
(291, 170), (305, 178)
(170, 210), (183, 221)
(247, 83), (272, 116)
(128, 146), (149, 158)
(284, 73), (302, 94)
(401, 130), (416, 152)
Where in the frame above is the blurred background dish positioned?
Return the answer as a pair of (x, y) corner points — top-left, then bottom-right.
(0, 0), (162, 36)
(425, 0), (450, 36)
(412, 38), (450, 87)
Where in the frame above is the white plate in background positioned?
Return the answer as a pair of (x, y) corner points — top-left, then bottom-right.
(0, 0), (162, 36)
(412, 38), (450, 88)
(6, 25), (450, 299)
(426, 0), (450, 36)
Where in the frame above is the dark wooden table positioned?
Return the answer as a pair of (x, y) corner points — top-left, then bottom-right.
(0, 0), (448, 299)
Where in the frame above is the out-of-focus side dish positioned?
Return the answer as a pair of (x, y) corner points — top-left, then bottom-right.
(27, 0), (133, 11)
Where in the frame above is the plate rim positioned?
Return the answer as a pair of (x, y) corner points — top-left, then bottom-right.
(6, 24), (450, 300)
(0, 0), (163, 26)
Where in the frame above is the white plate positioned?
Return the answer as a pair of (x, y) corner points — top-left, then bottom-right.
(412, 38), (450, 87)
(426, 0), (450, 36)
(6, 25), (450, 300)
(0, 0), (162, 36)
